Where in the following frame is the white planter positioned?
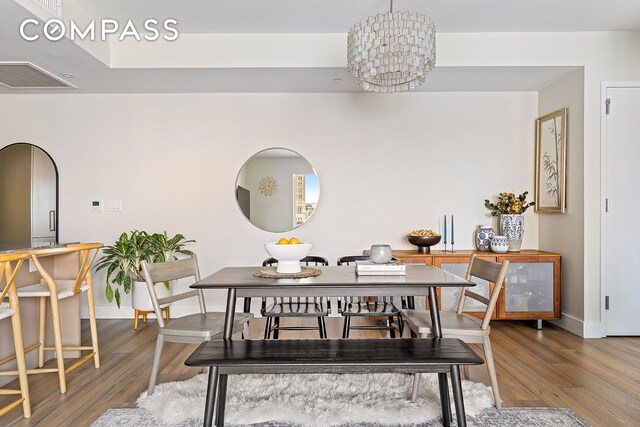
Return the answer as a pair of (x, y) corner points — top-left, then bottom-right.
(132, 280), (171, 312)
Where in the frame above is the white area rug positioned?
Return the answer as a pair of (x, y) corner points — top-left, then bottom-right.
(137, 373), (495, 426)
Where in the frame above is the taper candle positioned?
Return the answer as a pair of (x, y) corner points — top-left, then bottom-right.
(451, 214), (455, 245)
(443, 214), (447, 245)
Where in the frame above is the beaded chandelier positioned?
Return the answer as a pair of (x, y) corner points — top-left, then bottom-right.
(347, 0), (436, 93)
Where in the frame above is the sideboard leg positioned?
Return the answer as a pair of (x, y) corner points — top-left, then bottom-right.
(536, 319), (543, 330)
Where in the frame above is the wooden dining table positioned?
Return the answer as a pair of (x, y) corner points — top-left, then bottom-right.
(191, 263), (476, 426)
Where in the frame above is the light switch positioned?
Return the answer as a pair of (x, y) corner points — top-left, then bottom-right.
(105, 200), (122, 211)
(91, 200), (103, 212)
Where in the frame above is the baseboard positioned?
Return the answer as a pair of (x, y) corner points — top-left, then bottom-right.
(549, 313), (584, 337)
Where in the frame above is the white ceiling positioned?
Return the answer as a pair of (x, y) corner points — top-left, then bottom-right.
(80, 0), (640, 33)
(0, 0), (634, 94)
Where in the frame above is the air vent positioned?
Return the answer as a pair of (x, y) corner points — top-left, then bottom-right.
(31, 0), (63, 18)
(0, 63), (75, 89)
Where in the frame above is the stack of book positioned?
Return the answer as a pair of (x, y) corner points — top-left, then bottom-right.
(355, 260), (406, 276)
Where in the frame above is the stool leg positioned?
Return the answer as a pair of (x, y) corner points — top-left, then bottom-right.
(388, 317), (396, 338)
(165, 307), (171, 322)
(49, 296), (67, 393)
(134, 310), (140, 330)
(9, 293), (31, 418)
(273, 318), (280, 339)
(263, 317), (272, 339)
(86, 283), (100, 368)
(38, 297), (46, 367)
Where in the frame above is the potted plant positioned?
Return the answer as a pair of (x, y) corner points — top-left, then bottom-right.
(484, 192), (534, 252)
(95, 231), (194, 309)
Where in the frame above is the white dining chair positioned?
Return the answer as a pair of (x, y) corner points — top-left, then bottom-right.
(141, 255), (253, 395)
(402, 254), (509, 408)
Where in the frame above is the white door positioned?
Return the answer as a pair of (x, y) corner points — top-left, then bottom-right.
(605, 86), (640, 335)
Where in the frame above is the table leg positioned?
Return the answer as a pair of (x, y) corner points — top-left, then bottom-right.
(224, 288), (237, 340)
(243, 297), (252, 313)
(438, 372), (452, 427)
(407, 296), (416, 309)
(427, 287), (442, 338)
(450, 365), (467, 427)
(216, 374), (228, 427)
(203, 367), (218, 427)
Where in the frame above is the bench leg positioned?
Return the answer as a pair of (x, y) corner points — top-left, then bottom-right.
(203, 367), (218, 427)
(317, 317), (325, 338)
(438, 373), (452, 427)
(216, 374), (228, 427)
(273, 318), (280, 339)
(450, 365), (467, 427)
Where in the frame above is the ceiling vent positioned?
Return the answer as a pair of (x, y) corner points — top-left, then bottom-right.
(31, 0), (63, 18)
(0, 63), (75, 89)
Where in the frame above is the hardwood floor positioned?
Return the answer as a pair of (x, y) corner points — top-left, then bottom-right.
(1, 317), (639, 427)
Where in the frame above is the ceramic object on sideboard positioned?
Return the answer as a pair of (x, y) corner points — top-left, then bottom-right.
(500, 214), (524, 252)
(370, 244), (393, 263)
(490, 236), (509, 254)
(475, 225), (495, 252)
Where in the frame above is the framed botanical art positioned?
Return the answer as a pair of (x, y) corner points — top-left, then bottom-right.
(535, 108), (567, 213)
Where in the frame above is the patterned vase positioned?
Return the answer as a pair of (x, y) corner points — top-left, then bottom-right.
(475, 225), (496, 252)
(500, 214), (524, 252)
(490, 236), (509, 253)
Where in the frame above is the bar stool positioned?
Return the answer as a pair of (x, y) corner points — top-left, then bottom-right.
(13, 243), (102, 393)
(0, 252), (31, 418)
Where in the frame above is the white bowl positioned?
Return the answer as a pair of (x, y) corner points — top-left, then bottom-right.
(264, 242), (313, 273)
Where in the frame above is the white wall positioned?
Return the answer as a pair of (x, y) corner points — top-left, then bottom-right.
(0, 91), (538, 317)
(538, 69), (585, 336)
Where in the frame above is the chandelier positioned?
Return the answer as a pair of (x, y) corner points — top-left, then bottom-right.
(347, 0), (436, 93)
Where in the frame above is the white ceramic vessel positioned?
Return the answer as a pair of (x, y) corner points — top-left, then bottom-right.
(490, 236), (509, 254)
(369, 244), (393, 263)
(264, 242), (313, 273)
(475, 225), (496, 252)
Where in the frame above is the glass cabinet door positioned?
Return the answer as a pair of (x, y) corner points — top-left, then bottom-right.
(433, 256), (497, 317)
(498, 256), (559, 318)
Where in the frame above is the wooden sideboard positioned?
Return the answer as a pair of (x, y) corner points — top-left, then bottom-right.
(385, 250), (561, 322)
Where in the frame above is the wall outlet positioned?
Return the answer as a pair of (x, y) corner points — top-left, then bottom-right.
(91, 200), (103, 212)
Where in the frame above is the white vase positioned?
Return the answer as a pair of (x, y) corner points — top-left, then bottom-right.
(132, 280), (171, 312)
(500, 214), (524, 252)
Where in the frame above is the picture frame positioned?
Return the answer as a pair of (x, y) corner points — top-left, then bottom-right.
(535, 108), (567, 213)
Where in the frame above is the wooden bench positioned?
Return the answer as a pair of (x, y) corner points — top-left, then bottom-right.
(185, 338), (484, 427)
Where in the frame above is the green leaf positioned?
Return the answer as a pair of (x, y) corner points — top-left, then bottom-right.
(123, 275), (132, 294)
(115, 288), (121, 308)
(105, 283), (114, 302)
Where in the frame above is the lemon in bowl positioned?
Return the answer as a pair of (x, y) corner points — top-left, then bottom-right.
(264, 240), (313, 273)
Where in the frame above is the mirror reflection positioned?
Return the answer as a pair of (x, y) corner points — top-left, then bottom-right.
(235, 148), (319, 233)
(0, 143), (58, 250)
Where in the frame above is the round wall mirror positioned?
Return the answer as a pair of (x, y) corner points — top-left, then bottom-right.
(0, 143), (58, 250)
(235, 148), (319, 233)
